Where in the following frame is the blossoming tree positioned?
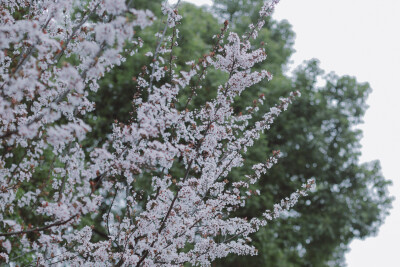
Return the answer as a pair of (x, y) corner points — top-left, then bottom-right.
(0, 0), (315, 265)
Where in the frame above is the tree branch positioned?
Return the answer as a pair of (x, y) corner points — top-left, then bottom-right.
(0, 214), (78, 237)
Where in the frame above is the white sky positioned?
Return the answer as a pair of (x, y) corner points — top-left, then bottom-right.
(184, 0), (400, 266)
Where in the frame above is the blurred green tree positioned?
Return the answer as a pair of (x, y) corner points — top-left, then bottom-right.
(211, 1), (393, 266)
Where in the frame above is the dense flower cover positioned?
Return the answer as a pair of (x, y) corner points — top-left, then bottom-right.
(0, 0), (315, 265)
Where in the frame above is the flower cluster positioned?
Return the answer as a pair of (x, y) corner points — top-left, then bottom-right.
(0, 0), (315, 265)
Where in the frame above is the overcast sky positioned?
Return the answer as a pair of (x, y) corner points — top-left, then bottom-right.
(182, 0), (400, 266)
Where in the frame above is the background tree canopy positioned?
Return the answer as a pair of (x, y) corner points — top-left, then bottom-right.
(87, 1), (392, 266)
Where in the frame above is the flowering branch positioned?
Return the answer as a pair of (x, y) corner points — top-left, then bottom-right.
(0, 0), (316, 265)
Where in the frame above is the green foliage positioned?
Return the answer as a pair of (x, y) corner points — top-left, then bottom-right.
(213, 0), (264, 24)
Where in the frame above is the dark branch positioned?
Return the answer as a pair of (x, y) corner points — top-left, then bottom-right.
(0, 214), (77, 237)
